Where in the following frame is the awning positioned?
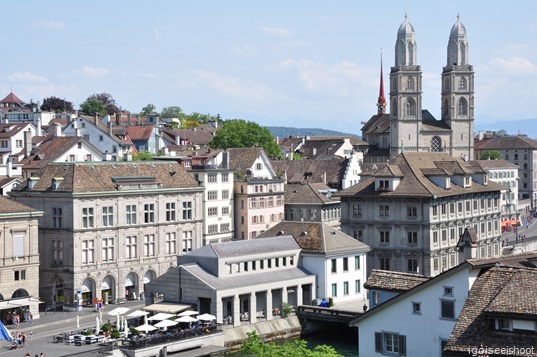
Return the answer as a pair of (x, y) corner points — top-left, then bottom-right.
(0, 297), (44, 311)
(142, 302), (191, 314)
(102, 276), (113, 290)
(125, 277), (134, 287)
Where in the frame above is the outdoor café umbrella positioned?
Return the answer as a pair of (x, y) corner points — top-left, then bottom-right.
(76, 315), (80, 330)
(147, 312), (175, 321)
(178, 310), (199, 317)
(134, 324), (157, 333)
(197, 313), (216, 321)
(107, 307), (130, 316)
(123, 317), (129, 334)
(96, 316), (100, 334)
(154, 319), (178, 328)
(176, 315), (198, 323)
(116, 313), (121, 331)
(127, 310), (149, 318)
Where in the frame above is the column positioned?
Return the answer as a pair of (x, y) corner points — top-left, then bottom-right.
(233, 294), (240, 327)
(296, 285), (303, 307)
(282, 286), (287, 304)
(215, 297), (223, 324)
(266, 290), (273, 321)
(250, 292), (257, 324)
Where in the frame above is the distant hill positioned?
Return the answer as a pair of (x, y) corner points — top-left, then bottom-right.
(476, 119), (537, 139)
(268, 126), (359, 139)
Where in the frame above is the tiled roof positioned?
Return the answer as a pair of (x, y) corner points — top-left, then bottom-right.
(444, 266), (537, 356)
(258, 221), (370, 255)
(284, 183), (339, 204)
(475, 136), (537, 150)
(162, 126), (215, 146)
(18, 136), (89, 169)
(0, 196), (40, 214)
(125, 125), (154, 141)
(362, 114), (390, 135)
(336, 152), (504, 199)
(0, 123), (31, 138)
(469, 159), (519, 169)
(13, 161), (198, 192)
(278, 137), (304, 152)
(271, 159), (346, 189)
(298, 139), (349, 159)
(468, 251), (537, 269)
(227, 147), (263, 171)
(363, 269), (431, 292)
(375, 164), (403, 177)
(0, 91), (24, 104)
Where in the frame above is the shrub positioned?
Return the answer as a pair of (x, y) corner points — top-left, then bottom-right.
(102, 322), (111, 332)
(111, 329), (120, 339)
(328, 297), (334, 307)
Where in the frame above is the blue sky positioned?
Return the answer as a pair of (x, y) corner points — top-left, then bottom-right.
(2, 1), (537, 134)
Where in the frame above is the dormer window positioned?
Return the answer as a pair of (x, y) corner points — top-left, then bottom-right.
(464, 176), (471, 188)
(496, 318), (512, 331)
(483, 175), (488, 185)
(378, 180), (391, 192)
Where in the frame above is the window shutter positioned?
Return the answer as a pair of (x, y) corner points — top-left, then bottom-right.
(399, 335), (406, 356)
(375, 332), (382, 352)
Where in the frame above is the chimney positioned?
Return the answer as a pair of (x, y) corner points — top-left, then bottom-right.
(115, 113), (121, 125)
(36, 117), (42, 135)
(94, 113), (98, 125)
(103, 151), (112, 161)
(322, 172), (327, 184)
(175, 135), (180, 146)
(6, 157), (12, 177)
(24, 129), (33, 158)
(127, 113), (131, 126)
(75, 128), (81, 137)
(108, 121), (112, 136)
(52, 123), (62, 137)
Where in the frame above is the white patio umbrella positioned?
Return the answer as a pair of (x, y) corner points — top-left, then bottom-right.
(178, 310), (199, 317)
(127, 310), (149, 318)
(147, 312), (175, 321)
(107, 307), (130, 316)
(176, 315), (198, 323)
(154, 319), (178, 328)
(96, 316), (100, 334)
(116, 313), (121, 330)
(76, 315), (80, 330)
(197, 313), (216, 321)
(123, 317), (129, 334)
(134, 324), (157, 333)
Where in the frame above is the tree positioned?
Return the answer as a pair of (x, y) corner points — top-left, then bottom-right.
(81, 93), (120, 115)
(79, 98), (107, 116)
(41, 96), (74, 112)
(241, 331), (342, 357)
(209, 119), (281, 159)
(161, 106), (184, 119)
(132, 151), (153, 161)
(480, 150), (500, 160)
(139, 104), (157, 117)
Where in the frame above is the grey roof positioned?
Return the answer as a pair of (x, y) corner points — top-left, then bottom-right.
(364, 269), (431, 292)
(469, 159), (519, 170)
(0, 196), (41, 215)
(227, 147), (264, 171)
(475, 135), (537, 151)
(271, 158), (346, 189)
(284, 183), (339, 205)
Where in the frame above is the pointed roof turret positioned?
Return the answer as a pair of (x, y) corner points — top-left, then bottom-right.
(0, 91), (25, 105)
(377, 52), (387, 115)
(395, 14), (417, 66)
(447, 14), (469, 66)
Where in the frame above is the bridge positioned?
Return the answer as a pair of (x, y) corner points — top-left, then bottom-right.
(296, 305), (361, 334)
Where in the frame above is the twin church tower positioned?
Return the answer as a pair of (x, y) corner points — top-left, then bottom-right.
(362, 15), (474, 162)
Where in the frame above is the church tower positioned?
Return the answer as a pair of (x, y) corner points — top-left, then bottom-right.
(441, 15), (474, 159)
(389, 15), (423, 158)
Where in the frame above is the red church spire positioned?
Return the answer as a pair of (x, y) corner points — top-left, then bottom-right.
(377, 52), (387, 115)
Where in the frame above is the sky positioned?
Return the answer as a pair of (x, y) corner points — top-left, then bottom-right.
(2, 1), (537, 135)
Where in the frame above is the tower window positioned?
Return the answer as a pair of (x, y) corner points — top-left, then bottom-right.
(431, 136), (442, 152)
(406, 99), (416, 116)
(458, 98), (468, 115)
(459, 77), (467, 89)
(406, 77), (414, 90)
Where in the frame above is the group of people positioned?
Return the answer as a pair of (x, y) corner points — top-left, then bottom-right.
(10, 331), (27, 349)
(23, 353), (46, 357)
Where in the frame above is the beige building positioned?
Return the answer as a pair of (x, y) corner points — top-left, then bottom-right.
(229, 148), (284, 240)
(10, 161), (203, 309)
(0, 196), (43, 322)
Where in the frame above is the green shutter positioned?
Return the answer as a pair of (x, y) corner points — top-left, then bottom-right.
(375, 332), (382, 352)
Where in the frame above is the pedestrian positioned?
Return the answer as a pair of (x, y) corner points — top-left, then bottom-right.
(363, 303), (368, 312)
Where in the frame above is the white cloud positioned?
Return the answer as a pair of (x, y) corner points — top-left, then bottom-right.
(32, 20), (66, 31)
(7, 72), (48, 83)
(261, 26), (293, 39)
(479, 56), (537, 75)
(80, 66), (110, 79)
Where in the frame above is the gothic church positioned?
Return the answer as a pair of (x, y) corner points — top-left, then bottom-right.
(362, 16), (474, 163)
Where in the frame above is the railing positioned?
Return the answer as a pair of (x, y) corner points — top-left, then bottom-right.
(122, 324), (220, 350)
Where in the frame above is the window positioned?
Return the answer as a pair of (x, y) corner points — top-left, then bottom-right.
(14, 270), (26, 281)
(53, 240), (63, 263)
(183, 201), (192, 220)
(380, 231), (390, 243)
(431, 136), (442, 152)
(433, 231), (438, 244)
(331, 259), (337, 273)
(441, 204), (447, 215)
(256, 163), (262, 170)
(208, 224), (218, 234)
(375, 332), (406, 355)
(222, 206), (229, 215)
(125, 236), (137, 259)
(379, 205), (389, 216)
(82, 240), (94, 264)
(355, 280), (361, 293)
(182, 231), (193, 253)
(143, 234), (155, 257)
(99, 135), (103, 141)
(208, 190), (218, 200)
(166, 202), (176, 221)
(458, 98), (468, 115)
(412, 302), (421, 314)
(497, 318), (512, 331)
(165, 232), (176, 255)
(355, 256), (360, 270)
(343, 257), (349, 272)
(126, 205), (137, 225)
(352, 204), (362, 216)
(221, 173), (229, 183)
(16, 140), (23, 148)
(432, 206), (438, 216)
(208, 207), (218, 216)
(406, 76), (414, 90)
(380, 257), (390, 270)
(441, 300), (455, 319)
(82, 207), (94, 228)
(407, 258), (418, 272)
(331, 283), (337, 297)
(144, 204), (155, 223)
(459, 77), (466, 89)
(406, 98), (416, 116)
(102, 206), (114, 227)
(207, 173), (217, 183)
(407, 206), (417, 217)
(220, 223), (230, 232)
(222, 190), (229, 199)
(407, 231), (417, 244)
(343, 282), (349, 295)
(102, 237), (114, 262)
(444, 287), (453, 296)
(52, 207), (63, 228)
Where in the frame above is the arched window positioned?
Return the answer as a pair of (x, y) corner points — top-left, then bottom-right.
(442, 99), (449, 119)
(12, 289), (29, 299)
(392, 99), (398, 116)
(459, 77), (466, 89)
(431, 136), (442, 152)
(458, 98), (468, 115)
(406, 98), (416, 117)
(407, 77), (414, 90)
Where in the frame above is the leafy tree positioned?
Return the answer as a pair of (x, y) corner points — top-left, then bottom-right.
(82, 93), (120, 115)
(161, 106), (184, 119)
(182, 119), (200, 129)
(480, 150), (500, 160)
(209, 119), (281, 159)
(41, 96), (74, 112)
(80, 98), (107, 116)
(132, 150), (153, 161)
(140, 103), (157, 117)
(292, 152), (303, 160)
(241, 331), (342, 357)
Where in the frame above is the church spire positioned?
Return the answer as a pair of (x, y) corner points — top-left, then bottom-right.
(377, 51), (387, 114)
